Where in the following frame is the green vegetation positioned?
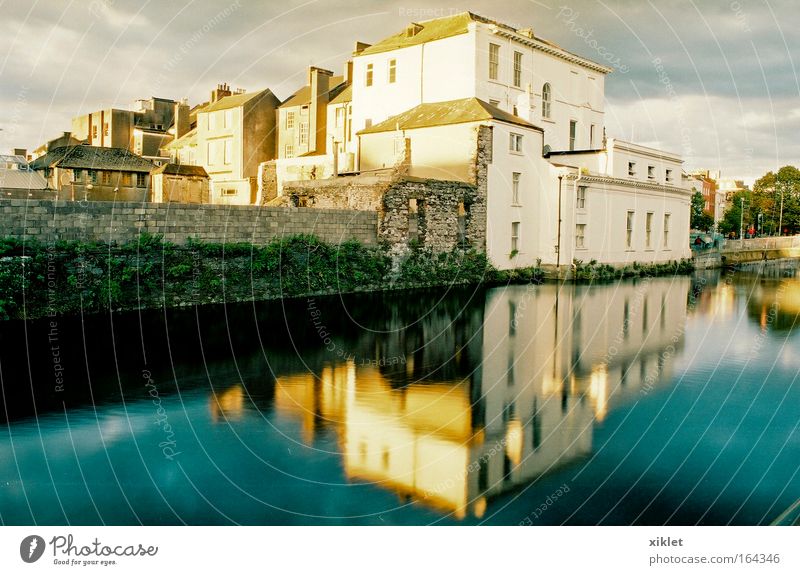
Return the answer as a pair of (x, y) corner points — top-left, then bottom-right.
(691, 189), (715, 232)
(572, 258), (694, 281)
(719, 165), (800, 236)
(0, 234), (693, 321)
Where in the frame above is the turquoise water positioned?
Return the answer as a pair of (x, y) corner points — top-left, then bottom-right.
(1, 265), (798, 525)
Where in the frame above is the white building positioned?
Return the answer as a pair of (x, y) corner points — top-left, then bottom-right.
(351, 12), (610, 156)
(353, 12), (692, 270)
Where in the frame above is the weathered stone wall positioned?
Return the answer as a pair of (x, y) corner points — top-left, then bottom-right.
(0, 199), (378, 246)
(281, 171), (394, 211)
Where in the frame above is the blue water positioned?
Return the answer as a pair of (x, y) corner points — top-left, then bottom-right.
(1, 265), (798, 525)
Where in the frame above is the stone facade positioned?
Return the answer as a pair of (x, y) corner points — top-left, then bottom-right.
(0, 200), (377, 246)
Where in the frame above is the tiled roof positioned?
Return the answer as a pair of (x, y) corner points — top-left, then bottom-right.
(358, 97), (541, 134)
(280, 76), (346, 108)
(359, 11), (612, 73)
(329, 84), (352, 105)
(202, 88), (276, 112)
(152, 163), (208, 177)
(29, 145), (155, 173)
(0, 168), (49, 190)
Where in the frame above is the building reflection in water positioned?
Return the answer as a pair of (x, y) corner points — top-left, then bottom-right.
(209, 278), (690, 519)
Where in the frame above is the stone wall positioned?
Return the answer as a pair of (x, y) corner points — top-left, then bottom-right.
(0, 199), (378, 246)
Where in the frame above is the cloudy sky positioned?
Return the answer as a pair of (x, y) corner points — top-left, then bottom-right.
(1, 0), (797, 182)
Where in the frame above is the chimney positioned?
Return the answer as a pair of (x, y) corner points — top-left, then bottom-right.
(353, 41), (371, 55)
(308, 67), (333, 154)
(211, 83), (232, 103)
(174, 101), (190, 139)
(518, 28), (534, 38)
(343, 60), (354, 86)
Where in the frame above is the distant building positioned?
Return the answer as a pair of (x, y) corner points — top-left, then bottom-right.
(29, 145), (154, 201)
(194, 87), (280, 204)
(277, 66), (351, 159)
(0, 166), (51, 199)
(32, 132), (84, 159)
(70, 97), (187, 163)
(150, 164), (209, 204)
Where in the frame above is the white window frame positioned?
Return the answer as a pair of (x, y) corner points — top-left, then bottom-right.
(663, 213), (671, 248)
(511, 221), (520, 253)
(645, 212), (654, 248)
(286, 111), (295, 129)
(489, 43), (500, 80)
(542, 83), (552, 119)
(513, 51), (523, 87)
(576, 185), (587, 210)
(509, 132), (523, 153)
(626, 211), (635, 249)
(575, 223), (586, 249)
(388, 59), (397, 83)
(511, 172), (521, 205)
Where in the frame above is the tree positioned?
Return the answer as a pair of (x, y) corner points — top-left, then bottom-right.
(752, 166), (800, 235)
(719, 190), (750, 236)
(691, 190), (704, 229)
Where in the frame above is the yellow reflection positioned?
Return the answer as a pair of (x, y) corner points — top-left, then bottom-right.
(209, 385), (245, 423)
(588, 364), (609, 422)
(505, 419), (523, 466)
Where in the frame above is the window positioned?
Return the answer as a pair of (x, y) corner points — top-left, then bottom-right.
(72, 169), (82, 182)
(299, 123), (308, 145)
(101, 171), (111, 185)
(223, 138), (233, 165)
(513, 51), (523, 87)
(646, 212), (653, 248)
(92, 125), (98, 140)
(88, 170), (98, 184)
(223, 109), (232, 129)
(285, 144), (294, 158)
(335, 107), (344, 128)
(590, 124), (596, 148)
(509, 132), (523, 153)
(207, 141), (215, 164)
(489, 43), (500, 80)
(626, 211), (635, 248)
(576, 224), (586, 248)
(511, 222), (520, 253)
(221, 188), (237, 196)
(208, 112), (216, 130)
(666, 168), (673, 182)
(511, 172), (521, 205)
(366, 63), (374, 87)
(364, 118), (373, 129)
(628, 161), (636, 177)
(120, 172), (131, 186)
(576, 185), (587, 209)
(663, 213), (671, 247)
(103, 123), (109, 137)
(648, 165), (655, 180)
(286, 111), (295, 129)
(569, 120), (577, 151)
(136, 173), (146, 187)
(388, 59), (396, 83)
(542, 83), (552, 119)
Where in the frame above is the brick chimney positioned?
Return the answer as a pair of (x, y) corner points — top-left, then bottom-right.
(211, 83), (232, 103)
(308, 67), (333, 154)
(174, 100), (190, 139)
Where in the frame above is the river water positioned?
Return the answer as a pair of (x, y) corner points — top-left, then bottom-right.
(1, 264), (798, 525)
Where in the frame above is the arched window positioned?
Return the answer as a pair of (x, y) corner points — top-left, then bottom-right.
(542, 83), (552, 119)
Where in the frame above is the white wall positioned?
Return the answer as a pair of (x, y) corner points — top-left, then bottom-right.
(485, 122), (554, 270)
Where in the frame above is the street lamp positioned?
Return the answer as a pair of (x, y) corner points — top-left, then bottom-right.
(739, 196), (745, 241)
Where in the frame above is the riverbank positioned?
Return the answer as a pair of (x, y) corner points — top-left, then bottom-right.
(0, 235), (695, 320)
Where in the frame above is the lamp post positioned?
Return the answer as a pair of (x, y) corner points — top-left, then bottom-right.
(739, 196), (745, 241)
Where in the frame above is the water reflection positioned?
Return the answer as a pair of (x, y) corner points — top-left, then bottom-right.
(259, 279), (689, 519)
(3, 268), (798, 525)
